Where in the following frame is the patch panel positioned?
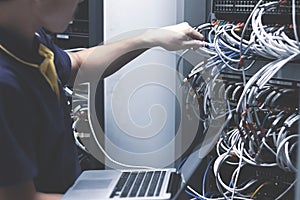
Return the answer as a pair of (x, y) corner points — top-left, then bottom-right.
(212, 0), (300, 23)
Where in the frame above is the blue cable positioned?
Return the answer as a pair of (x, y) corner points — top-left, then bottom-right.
(261, 112), (270, 128)
(202, 158), (215, 197)
(185, 189), (204, 200)
(176, 157), (188, 173)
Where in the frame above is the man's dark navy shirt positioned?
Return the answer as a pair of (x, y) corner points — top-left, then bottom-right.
(0, 28), (81, 193)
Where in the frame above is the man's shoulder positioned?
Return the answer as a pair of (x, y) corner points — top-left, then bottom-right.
(0, 61), (25, 90)
(0, 63), (18, 81)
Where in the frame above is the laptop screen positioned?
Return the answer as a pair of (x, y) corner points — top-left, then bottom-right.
(172, 114), (227, 199)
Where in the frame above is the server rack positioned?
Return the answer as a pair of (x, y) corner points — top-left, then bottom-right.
(180, 1), (300, 199)
(52, 0), (103, 49)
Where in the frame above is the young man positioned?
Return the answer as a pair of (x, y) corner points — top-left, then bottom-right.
(0, 0), (205, 199)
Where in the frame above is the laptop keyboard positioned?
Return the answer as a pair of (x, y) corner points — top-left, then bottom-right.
(110, 171), (166, 198)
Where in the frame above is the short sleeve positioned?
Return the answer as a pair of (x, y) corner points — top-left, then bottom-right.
(36, 29), (72, 86)
(0, 78), (38, 187)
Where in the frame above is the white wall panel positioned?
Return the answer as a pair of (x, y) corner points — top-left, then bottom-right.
(103, 0), (182, 168)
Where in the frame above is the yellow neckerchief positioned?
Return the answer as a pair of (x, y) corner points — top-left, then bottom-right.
(0, 43), (60, 101)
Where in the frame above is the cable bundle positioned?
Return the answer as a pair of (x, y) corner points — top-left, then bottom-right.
(183, 1), (300, 199)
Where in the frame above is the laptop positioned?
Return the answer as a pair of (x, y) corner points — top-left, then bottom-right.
(62, 136), (219, 200)
(62, 151), (199, 200)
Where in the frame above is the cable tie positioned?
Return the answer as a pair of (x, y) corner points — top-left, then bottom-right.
(242, 108), (248, 115)
(231, 151), (237, 157)
(236, 22), (244, 28)
(239, 56), (245, 65)
(279, 0), (287, 4)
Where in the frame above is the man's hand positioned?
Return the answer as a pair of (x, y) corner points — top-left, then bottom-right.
(140, 22), (205, 51)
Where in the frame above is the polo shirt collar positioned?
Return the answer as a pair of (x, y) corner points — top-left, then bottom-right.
(0, 27), (44, 65)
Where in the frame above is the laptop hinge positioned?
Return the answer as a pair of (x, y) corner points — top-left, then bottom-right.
(167, 172), (182, 197)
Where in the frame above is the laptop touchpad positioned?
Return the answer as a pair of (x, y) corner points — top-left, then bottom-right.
(73, 179), (112, 190)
